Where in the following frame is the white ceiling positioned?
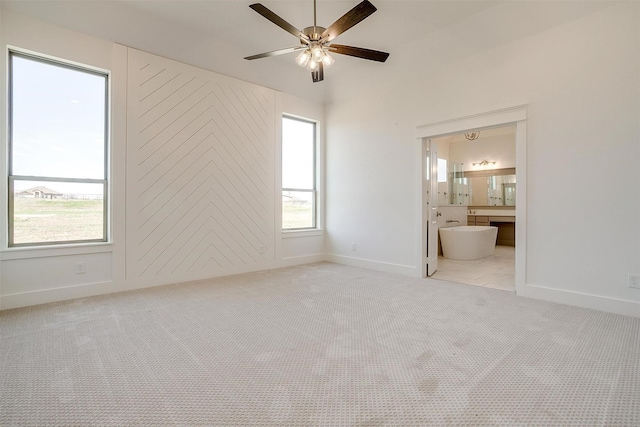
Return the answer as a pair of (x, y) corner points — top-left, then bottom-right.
(0, 1), (613, 103)
(0, 0), (502, 101)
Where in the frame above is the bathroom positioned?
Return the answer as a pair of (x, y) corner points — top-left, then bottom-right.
(430, 125), (516, 291)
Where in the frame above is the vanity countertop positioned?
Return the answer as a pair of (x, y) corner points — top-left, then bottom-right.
(468, 210), (515, 217)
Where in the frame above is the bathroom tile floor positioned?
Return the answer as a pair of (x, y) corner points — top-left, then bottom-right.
(431, 245), (515, 291)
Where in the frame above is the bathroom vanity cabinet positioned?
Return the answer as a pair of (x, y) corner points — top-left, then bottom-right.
(468, 214), (515, 246)
(467, 215), (490, 226)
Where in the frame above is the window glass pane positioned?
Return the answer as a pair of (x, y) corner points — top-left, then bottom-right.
(437, 158), (447, 183)
(282, 191), (314, 229)
(12, 180), (105, 245)
(11, 55), (106, 179)
(282, 117), (314, 189)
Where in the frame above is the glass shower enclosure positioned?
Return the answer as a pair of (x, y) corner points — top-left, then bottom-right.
(448, 162), (468, 205)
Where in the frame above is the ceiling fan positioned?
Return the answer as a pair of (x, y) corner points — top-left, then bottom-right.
(244, 0), (390, 82)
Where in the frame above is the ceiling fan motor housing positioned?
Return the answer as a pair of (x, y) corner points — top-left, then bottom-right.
(302, 26), (327, 42)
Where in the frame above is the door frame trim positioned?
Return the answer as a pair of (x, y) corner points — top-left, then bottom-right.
(415, 105), (527, 296)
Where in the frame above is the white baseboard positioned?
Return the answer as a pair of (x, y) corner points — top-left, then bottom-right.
(0, 276), (202, 310)
(5, 258), (636, 319)
(525, 284), (640, 318)
(277, 253), (326, 268)
(0, 259), (320, 310)
(1, 280), (120, 310)
(324, 254), (417, 277)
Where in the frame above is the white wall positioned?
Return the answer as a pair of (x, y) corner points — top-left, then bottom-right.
(0, 11), (325, 309)
(125, 48), (278, 285)
(324, 2), (640, 316)
(437, 206), (468, 229)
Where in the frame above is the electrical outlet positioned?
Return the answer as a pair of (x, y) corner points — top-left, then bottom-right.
(76, 262), (86, 274)
(351, 243), (356, 251)
(629, 274), (640, 289)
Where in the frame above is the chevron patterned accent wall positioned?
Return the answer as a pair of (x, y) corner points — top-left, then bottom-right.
(126, 49), (276, 280)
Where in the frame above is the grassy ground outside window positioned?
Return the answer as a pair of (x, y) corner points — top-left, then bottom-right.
(13, 198), (104, 244)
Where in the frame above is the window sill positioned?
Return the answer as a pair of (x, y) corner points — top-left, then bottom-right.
(1, 242), (113, 261)
(282, 229), (324, 239)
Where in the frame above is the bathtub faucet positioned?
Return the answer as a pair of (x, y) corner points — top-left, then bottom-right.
(446, 220), (460, 223)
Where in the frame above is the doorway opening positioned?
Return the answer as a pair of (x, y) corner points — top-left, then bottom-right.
(416, 106), (527, 296)
(430, 126), (516, 291)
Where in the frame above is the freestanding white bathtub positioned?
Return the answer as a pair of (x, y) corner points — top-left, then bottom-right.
(439, 226), (498, 260)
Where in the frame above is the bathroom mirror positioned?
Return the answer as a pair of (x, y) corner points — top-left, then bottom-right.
(437, 160), (516, 207)
(466, 168), (516, 206)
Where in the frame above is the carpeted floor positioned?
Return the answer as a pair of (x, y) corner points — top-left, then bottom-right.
(1, 262), (638, 426)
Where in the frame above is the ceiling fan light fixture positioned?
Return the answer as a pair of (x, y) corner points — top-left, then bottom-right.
(310, 44), (324, 61)
(306, 58), (319, 71)
(321, 52), (335, 68)
(295, 50), (311, 67)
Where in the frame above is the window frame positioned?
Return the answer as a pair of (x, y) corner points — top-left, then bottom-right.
(7, 50), (110, 248)
(281, 115), (317, 231)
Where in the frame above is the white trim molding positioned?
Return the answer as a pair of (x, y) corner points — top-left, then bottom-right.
(325, 254), (417, 277)
(526, 284), (640, 318)
(416, 105), (528, 139)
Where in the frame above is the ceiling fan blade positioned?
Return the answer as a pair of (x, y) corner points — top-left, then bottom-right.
(320, 0), (377, 43)
(244, 46), (306, 60)
(328, 44), (389, 62)
(311, 62), (324, 83)
(249, 3), (309, 41)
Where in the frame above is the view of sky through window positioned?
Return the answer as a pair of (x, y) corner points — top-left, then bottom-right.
(11, 55), (106, 195)
(282, 117), (314, 189)
(282, 117), (315, 229)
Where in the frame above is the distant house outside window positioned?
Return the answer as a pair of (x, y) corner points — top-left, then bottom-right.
(282, 116), (316, 230)
(8, 51), (109, 247)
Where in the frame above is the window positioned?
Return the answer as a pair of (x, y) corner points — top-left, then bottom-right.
(8, 52), (108, 247)
(437, 158), (448, 183)
(282, 116), (316, 230)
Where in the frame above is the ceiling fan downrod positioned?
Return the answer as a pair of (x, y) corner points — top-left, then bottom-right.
(313, 0), (317, 32)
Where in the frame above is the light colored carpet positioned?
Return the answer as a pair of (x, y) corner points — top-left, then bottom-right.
(1, 262), (638, 426)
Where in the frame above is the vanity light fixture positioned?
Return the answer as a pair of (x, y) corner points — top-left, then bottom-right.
(472, 160), (496, 167)
(465, 131), (480, 140)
